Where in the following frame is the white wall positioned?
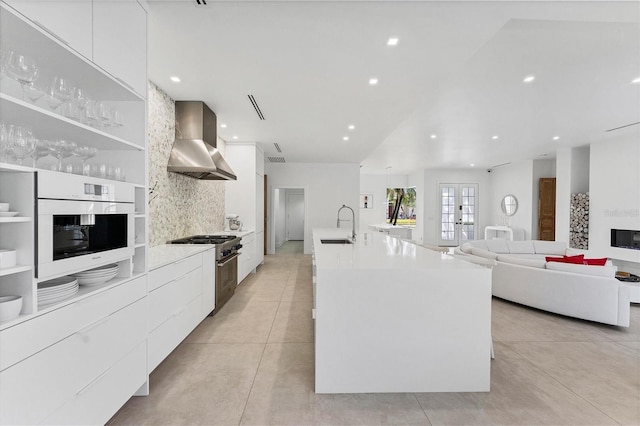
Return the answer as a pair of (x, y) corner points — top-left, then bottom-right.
(489, 161), (534, 239)
(422, 169), (492, 245)
(359, 174), (408, 234)
(589, 134), (640, 263)
(531, 158), (556, 240)
(274, 189), (286, 247)
(266, 163), (360, 254)
(555, 148), (572, 243)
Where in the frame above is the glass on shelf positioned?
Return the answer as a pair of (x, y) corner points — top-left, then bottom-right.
(7, 125), (36, 165)
(2, 50), (39, 100)
(73, 145), (97, 176)
(47, 139), (76, 172)
(31, 139), (51, 168)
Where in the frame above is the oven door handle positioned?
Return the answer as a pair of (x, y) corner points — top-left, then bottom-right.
(217, 253), (239, 267)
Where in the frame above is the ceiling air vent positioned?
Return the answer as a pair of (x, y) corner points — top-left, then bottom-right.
(268, 156), (286, 163)
(248, 95), (265, 120)
(273, 142), (282, 153)
(606, 121), (640, 132)
(194, 0), (207, 6)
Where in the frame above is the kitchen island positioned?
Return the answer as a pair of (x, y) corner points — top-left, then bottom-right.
(312, 229), (491, 393)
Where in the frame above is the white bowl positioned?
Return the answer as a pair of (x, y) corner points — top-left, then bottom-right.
(0, 249), (17, 269)
(0, 295), (22, 322)
(0, 203), (9, 212)
(0, 212), (19, 217)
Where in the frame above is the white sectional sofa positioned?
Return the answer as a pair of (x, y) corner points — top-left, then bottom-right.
(454, 240), (630, 327)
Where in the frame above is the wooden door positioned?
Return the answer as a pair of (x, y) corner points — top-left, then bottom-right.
(538, 178), (556, 241)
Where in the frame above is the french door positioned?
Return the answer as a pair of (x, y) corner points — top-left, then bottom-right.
(438, 183), (479, 246)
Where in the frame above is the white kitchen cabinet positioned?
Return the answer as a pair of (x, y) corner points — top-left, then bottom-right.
(226, 143), (265, 275)
(93, 0), (147, 98)
(0, 2), (149, 423)
(238, 231), (256, 283)
(3, 0), (93, 60)
(147, 248), (214, 372)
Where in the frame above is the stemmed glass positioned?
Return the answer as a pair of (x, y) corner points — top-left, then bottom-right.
(31, 139), (51, 168)
(3, 50), (39, 100)
(7, 125), (36, 165)
(0, 123), (10, 163)
(73, 145), (97, 175)
(47, 139), (77, 172)
(72, 88), (89, 123)
(47, 76), (74, 112)
(24, 82), (44, 104)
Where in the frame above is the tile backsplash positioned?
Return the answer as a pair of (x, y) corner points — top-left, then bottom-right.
(148, 81), (225, 246)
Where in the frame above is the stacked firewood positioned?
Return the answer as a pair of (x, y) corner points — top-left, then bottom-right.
(570, 192), (589, 249)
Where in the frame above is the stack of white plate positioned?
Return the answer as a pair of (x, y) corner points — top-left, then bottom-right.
(73, 263), (119, 286)
(38, 276), (79, 307)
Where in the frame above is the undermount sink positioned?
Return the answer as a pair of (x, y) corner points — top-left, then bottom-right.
(321, 239), (353, 244)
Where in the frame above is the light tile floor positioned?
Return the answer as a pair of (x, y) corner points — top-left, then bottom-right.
(109, 241), (640, 425)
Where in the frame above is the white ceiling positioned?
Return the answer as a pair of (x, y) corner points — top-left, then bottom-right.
(147, 1), (640, 175)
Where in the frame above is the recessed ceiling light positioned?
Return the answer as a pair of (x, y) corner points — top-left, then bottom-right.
(369, 78), (378, 85)
(430, 134), (437, 139)
(470, 163), (475, 167)
(491, 135), (499, 140)
(553, 136), (560, 140)
(348, 125), (355, 130)
(220, 123), (227, 128)
(523, 75), (535, 83)
(632, 77), (640, 84)
(232, 135), (238, 140)
(343, 136), (349, 141)
(387, 37), (399, 46)
(170, 76), (181, 83)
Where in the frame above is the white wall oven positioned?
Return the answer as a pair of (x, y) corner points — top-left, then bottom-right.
(36, 171), (135, 280)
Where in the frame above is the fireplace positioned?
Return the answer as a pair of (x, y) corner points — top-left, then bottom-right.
(611, 229), (640, 250)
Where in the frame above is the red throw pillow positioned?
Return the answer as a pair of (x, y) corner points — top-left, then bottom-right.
(584, 258), (607, 266)
(545, 254), (584, 264)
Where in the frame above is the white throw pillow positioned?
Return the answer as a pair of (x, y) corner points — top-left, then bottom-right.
(460, 243), (474, 254)
(497, 254), (546, 268)
(507, 240), (535, 254)
(533, 240), (567, 255)
(485, 239), (509, 253)
(545, 261), (616, 278)
(471, 247), (499, 260)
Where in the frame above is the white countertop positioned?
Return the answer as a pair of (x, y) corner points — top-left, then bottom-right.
(313, 228), (483, 271)
(148, 244), (214, 270)
(212, 229), (255, 238)
(368, 223), (414, 230)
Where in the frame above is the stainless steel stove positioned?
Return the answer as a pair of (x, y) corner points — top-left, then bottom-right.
(169, 234), (242, 314)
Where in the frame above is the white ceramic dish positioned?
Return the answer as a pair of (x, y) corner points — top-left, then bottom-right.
(77, 271), (118, 286)
(0, 295), (22, 322)
(0, 249), (17, 269)
(0, 203), (9, 212)
(0, 212), (19, 217)
(38, 276), (77, 290)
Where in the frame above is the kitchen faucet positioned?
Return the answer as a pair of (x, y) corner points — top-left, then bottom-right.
(336, 204), (356, 241)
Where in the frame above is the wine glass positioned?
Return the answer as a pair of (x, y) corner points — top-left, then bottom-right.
(31, 139), (51, 168)
(72, 87), (89, 123)
(47, 76), (74, 112)
(7, 125), (36, 165)
(3, 50), (39, 100)
(0, 123), (10, 163)
(47, 139), (77, 172)
(24, 82), (44, 104)
(73, 145), (97, 176)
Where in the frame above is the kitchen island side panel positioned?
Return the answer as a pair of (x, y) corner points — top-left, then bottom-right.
(314, 254), (491, 393)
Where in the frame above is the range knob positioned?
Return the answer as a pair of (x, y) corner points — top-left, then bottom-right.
(222, 249), (232, 257)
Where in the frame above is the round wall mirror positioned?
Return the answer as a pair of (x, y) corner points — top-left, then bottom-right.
(501, 195), (518, 216)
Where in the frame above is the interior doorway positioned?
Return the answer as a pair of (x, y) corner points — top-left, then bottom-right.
(437, 183), (479, 246)
(538, 178), (556, 241)
(271, 187), (306, 254)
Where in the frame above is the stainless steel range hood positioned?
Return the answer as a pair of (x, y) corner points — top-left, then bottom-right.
(167, 101), (237, 180)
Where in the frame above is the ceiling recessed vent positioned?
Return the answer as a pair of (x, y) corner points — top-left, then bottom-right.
(268, 156), (286, 163)
(194, 0), (207, 5)
(248, 95), (265, 120)
(606, 121), (640, 132)
(273, 143), (282, 153)
(490, 162), (512, 169)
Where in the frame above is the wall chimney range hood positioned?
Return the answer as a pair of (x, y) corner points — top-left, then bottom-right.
(167, 101), (237, 180)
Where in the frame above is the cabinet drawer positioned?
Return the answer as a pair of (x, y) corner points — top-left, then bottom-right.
(0, 296), (147, 425)
(149, 267), (202, 332)
(148, 295), (202, 372)
(0, 275), (146, 371)
(148, 253), (202, 291)
(43, 342), (146, 426)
